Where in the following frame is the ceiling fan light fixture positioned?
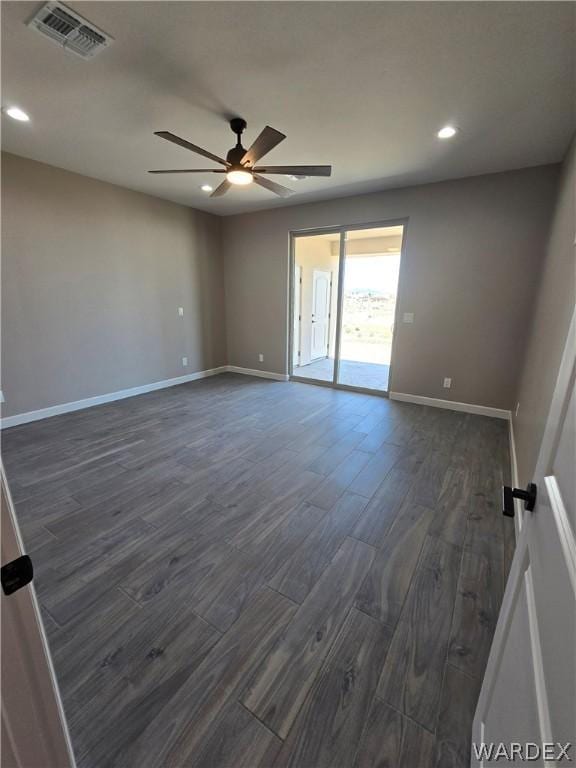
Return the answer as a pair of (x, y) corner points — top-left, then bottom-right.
(226, 169), (253, 186)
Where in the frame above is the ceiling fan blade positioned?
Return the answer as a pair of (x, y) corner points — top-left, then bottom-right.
(210, 179), (232, 198)
(154, 131), (229, 167)
(253, 174), (294, 198)
(253, 165), (332, 177)
(241, 126), (286, 167)
(148, 169), (227, 174)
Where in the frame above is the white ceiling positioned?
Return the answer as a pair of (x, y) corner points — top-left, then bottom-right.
(1, 1), (574, 216)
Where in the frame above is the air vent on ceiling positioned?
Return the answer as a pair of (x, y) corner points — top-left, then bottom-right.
(27, 2), (113, 60)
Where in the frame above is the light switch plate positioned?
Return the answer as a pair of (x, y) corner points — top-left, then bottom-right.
(178, 307), (184, 317)
(403, 312), (414, 323)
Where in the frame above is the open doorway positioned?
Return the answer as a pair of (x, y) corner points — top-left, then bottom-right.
(291, 223), (404, 394)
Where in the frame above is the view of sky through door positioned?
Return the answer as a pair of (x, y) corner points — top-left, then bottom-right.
(337, 225), (403, 391)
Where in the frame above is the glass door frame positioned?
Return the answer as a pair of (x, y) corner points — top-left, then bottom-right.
(288, 217), (409, 397)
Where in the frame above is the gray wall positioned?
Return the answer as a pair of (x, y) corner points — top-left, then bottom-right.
(223, 166), (559, 410)
(513, 139), (575, 483)
(1, 153), (226, 418)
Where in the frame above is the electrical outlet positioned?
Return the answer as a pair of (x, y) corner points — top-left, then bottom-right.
(402, 312), (414, 323)
(443, 377), (452, 389)
(258, 353), (264, 363)
(182, 356), (188, 367)
(178, 307), (184, 317)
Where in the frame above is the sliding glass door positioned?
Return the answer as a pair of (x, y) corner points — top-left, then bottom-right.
(291, 231), (340, 383)
(291, 222), (404, 394)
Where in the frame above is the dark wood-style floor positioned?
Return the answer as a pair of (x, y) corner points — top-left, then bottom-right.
(3, 374), (515, 768)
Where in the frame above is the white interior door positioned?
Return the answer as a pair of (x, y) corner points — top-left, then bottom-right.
(1, 466), (75, 768)
(473, 308), (576, 766)
(293, 265), (302, 368)
(311, 269), (331, 361)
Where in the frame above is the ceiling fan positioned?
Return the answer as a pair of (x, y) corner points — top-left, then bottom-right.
(148, 118), (332, 198)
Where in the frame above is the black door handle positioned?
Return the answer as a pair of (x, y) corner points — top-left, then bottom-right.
(1, 555), (34, 595)
(502, 483), (537, 517)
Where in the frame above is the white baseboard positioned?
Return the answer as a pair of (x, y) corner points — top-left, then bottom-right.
(0, 367), (227, 429)
(226, 366), (289, 382)
(389, 391), (511, 420)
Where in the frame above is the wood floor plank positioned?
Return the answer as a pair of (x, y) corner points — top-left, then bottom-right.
(351, 450), (423, 547)
(114, 587), (297, 768)
(119, 529), (230, 607)
(191, 702), (282, 768)
(69, 603), (220, 766)
(434, 664), (482, 768)
(465, 461), (505, 551)
(191, 500), (324, 632)
(2, 375), (512, 768)
(269, 492), (368, 604)
(347, 443), (404, 498)
(243, 537), (375, 739)
(448, 540), (503, 679)
(376, 535), (462, 732)
(427, 465), (472, 547)
(50, 587), (143, 693)
(307, 449), (372, 510)
(408, 449), (451, 509)
(274, 609), (392, 768)
(353, 697), (437, 768)
(355, 502), (434, 628)
(355, 417), (397, 453)
(308, 430), (367, 475)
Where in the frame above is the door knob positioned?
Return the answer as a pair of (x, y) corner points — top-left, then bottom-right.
(502, 483), (537, 517)
(1, 555), (33, 595)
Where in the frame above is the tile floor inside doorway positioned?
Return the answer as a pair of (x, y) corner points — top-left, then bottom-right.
(294, 357), (390, 391)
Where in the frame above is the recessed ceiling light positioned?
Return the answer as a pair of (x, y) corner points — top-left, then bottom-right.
(287, 174), (308, 181)
(200, 184), (213, 193)
(3, 106), (30, 122)
(437, 125), (457, 139)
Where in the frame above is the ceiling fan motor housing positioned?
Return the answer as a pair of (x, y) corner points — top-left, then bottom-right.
(228, 118), (249, 167)
(226, 145), (247, 166)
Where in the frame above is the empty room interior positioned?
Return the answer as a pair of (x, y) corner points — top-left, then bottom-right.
(1, 3), (574, 768)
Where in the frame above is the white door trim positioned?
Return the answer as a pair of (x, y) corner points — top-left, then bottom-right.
(534, 311), (575, 481)
(1, 465), (76, 767)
